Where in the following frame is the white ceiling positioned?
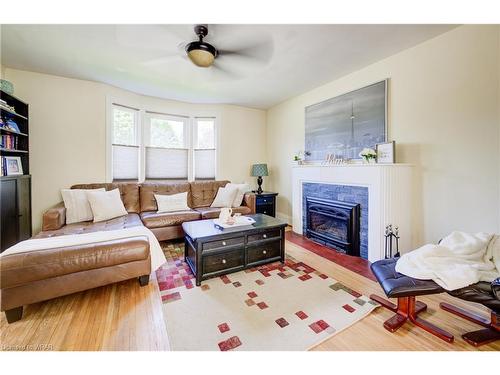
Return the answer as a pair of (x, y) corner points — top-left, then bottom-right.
(1, 24), (456, 109)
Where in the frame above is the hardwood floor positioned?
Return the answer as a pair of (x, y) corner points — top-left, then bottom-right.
(1, 237), (499, 351)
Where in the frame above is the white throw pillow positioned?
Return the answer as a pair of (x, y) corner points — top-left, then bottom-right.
(155, 192), (190, 213)
(61, 188), (105, 224)
(210, 186), (239, 208)
(225, 183), (249, 207)
(87, 188), (128, 223)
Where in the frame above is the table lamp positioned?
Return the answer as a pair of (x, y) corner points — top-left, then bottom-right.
(251, 163), (268, 194)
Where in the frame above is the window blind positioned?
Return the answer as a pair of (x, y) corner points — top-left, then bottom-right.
(146, 147), (188, 179)
(194, 149), (216, 180)
(112, 144), (139, 180)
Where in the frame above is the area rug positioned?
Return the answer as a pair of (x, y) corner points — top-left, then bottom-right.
(156, 241), (379, 351)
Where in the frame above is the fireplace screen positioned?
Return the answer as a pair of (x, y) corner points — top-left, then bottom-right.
(309, 211), (349, 243)
(305, 197), (360, 257)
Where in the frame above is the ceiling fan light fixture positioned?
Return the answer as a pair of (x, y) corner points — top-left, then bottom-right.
(186, 42), (217, 67)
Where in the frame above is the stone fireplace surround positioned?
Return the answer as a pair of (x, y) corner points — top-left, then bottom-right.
(303, 184), (367, 259)
(292, 164), (414, 262)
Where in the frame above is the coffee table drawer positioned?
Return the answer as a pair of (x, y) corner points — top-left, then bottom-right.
(248, 229), (281, 243)
(247, 241), (281, 264)
(202, 236), (245, 251)
(203, 249), (244, 274)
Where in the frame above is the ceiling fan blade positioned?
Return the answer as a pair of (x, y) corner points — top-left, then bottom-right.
(217, 39), (274, 64)
(141, 42), (188, 66)
(210, 62), (243, 80)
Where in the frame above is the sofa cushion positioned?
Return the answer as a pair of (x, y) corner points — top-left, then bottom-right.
(195, 205), (252, 219)
(210, 185), (239, 208)
(140, 182), (191, 212)
(140, 210), (201, 228)
(226, 183), (249, 207)
(35, 213), (143, 238)
(71, 183), (140, 213)
(87, 188), (128, 223)
(61, 188), (105, 224)
(190, 180), (229, 208)
(155, 192), (190, 213)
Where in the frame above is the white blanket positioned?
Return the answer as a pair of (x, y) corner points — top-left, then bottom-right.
(0, 226), (167, 272)
(395, 231), (500, 291)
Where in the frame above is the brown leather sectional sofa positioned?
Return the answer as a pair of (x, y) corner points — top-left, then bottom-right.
(1, 180), (254, 323)
(39, 180), (254, 241)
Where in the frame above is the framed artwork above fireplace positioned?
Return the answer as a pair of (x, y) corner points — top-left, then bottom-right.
(305, 79), (387, 161)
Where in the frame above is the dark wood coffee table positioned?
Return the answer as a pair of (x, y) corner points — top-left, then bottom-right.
(182, 214), (287, 286)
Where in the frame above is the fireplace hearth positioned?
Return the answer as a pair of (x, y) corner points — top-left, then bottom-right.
(305, 196), (361, 257)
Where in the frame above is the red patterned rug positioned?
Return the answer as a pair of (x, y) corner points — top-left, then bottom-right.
(156, 241), (379, 351)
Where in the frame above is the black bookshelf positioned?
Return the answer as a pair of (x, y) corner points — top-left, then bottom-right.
(0, 89), (32, 251)
(1, 90), (30, 175)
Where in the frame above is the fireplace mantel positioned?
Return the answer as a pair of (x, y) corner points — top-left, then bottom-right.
(292, 163), (414, 262)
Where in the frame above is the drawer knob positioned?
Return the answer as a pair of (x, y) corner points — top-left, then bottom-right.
(262, 250), (267, 254)
(222, 241), (227, 246)
(263, 234), (267, 238)
(222, 259), (227, 264)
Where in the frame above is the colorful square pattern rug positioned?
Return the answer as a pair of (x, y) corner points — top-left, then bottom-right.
(156, 241), (379, 351)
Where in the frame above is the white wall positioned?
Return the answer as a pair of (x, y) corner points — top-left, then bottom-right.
(267, 25), (500, 245)
(498, 26), (500, 232)
(3, 68), (266, 232)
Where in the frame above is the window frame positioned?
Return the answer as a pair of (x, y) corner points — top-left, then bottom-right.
(106, 97), (218, 183)
(108, 103), (141, 181)
(144, 111), (191, 180)
(193, 117), (217, 180)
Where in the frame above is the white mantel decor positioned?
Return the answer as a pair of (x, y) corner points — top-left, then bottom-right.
(292, 164), (414, 262)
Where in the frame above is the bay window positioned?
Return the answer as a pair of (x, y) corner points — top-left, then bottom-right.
(108, 101), (217, 182)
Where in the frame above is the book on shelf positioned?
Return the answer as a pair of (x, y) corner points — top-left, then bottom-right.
(0, 134), (19, 150)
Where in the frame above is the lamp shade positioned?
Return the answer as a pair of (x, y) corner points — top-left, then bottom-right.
(251, 163), (268, 177)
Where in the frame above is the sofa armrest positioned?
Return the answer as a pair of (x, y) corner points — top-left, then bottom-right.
(243, 193), (256, 214)
(41, 202), (66, 231)
(492, 278), (500, 300)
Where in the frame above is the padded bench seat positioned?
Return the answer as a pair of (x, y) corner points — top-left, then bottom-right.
(35, 213), (143, 238)
(371, 258), (444, 298)
(370, 257), (453, 343)
(140, 210), (201, 228)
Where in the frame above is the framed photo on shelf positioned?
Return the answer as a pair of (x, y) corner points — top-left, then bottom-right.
(5, 156), (23, 175)
(376, 141), (395, 164)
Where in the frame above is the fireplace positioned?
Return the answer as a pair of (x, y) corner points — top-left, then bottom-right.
(305, 196), (361, 257)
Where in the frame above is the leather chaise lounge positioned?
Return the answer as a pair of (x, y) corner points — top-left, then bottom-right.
(440, 278), (500, 346)
(1, 180), (254, 323)
(370, 258), (500, 346)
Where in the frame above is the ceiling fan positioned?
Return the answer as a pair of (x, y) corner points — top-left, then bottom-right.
(185, 25), (218, 67)
(133, 25), (273, 77)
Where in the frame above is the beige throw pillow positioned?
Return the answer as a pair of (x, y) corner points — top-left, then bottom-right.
(61, 188), (105, 224)
(225, 183), (249, 207)
(87, 188), (128, 223)
(210, 186), (239, 208)
(155, 192), (190, 213)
